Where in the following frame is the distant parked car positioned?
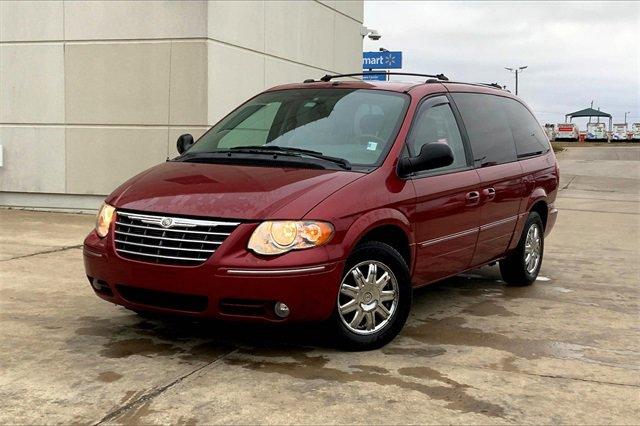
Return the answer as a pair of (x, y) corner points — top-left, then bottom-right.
(631, 123), (640, 141)
(586, 123), (608, 141)
(555, 123), (579, 141)
(612, 124), (629, 141)
(544, 124), (555, 141)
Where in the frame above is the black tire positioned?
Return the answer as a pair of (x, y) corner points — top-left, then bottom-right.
(329, 241), (412, 350)
(500, 212), (544, 287)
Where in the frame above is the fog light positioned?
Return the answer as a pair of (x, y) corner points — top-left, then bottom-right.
(274, 302), (290, 318)
(90, 278), (101, 291)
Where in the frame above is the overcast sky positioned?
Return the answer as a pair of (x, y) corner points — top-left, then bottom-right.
(363, 1), (639, 127)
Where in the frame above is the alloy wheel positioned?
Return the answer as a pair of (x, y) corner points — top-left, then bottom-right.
(524, 223), (542, 274)
(337, 261), (399, 335)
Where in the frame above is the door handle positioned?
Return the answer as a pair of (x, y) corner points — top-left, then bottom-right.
(466, 191), (480, 205)
(483, 187), (496, 201)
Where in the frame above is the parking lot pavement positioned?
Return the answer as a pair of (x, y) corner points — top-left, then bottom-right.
(1, 147), (638, 425)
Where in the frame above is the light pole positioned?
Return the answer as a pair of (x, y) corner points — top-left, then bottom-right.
(625, 111), (631, 124)
(505, 66), (528, 95)
(379, 47), (389, 81)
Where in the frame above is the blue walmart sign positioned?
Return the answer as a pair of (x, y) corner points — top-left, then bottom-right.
(362, 71), (388, 81)
(363, 51), (403, 69)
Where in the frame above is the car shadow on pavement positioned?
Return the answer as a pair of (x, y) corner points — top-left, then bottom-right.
(72, 266), (521, 361)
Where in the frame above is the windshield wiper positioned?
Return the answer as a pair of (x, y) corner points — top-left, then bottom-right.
(227, 145), (351, 170)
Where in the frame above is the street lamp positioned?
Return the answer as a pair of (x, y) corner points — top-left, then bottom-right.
(625, 111), (631, 124)
(505, 65), (528, 95)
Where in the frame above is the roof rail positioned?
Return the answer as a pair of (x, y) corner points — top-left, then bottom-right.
(303, 74), (510, 92)
(315, 72), (450, 83)
(441, 81), (510, 92)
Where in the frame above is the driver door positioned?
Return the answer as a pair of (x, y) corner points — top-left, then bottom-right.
(407, 96), (482, 284)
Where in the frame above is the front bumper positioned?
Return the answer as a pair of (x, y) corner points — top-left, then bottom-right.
(83, 231), (345, 323)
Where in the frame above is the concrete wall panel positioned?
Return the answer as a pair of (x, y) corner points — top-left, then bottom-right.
(0, 0), (363, 207)
(319, 1), (364, 23)
(265, 1), (335, 70)
(0, 126), (66, 193)
(264, 57), (318, 88)
(169, 41), (208, 125)
(66, 127), (168, 195)
(333, 13), (363, 73)
(208, 1), (265, 52)
(0, 1), (64, 42)
(207, 42), (265, 124)
(64, 0), (207, 41)
(0, 44), (65, 123)
(65, 42), (171, 125)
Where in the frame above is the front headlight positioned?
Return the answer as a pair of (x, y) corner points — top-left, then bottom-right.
(95, 203), (116, 238)
(248, 221), (334, 255)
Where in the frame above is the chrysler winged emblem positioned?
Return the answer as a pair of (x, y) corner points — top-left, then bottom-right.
(160, 217), (174, 228)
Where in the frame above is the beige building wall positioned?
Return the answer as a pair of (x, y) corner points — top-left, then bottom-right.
(0, 0), (363, 210)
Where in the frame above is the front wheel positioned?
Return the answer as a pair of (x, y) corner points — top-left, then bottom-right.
(500, 212), (544, 286)
(330, 241), (412, 350)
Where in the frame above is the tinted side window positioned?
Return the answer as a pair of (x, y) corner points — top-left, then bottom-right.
(407, 99), (468, 172)
(500, 98), (550, 158)
(451, 93), (516, 167)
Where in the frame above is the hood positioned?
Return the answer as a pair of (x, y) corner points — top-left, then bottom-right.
(107, 162), (362, 220)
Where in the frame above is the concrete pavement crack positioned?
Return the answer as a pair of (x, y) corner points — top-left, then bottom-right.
(0, 244), (83, 261)
(429, 359), (640, 389)
(530, 373), (640, 388)
(93, 348), (238, 425)
(560, 175), (576, 190)
(557, 208), (638, 216)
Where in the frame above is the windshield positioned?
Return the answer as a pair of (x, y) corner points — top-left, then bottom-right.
(188, 89), (409, 168)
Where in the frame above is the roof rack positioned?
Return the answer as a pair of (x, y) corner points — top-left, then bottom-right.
(313, 72), (450, 83)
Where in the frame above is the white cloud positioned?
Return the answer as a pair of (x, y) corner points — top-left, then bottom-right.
(364, 1), (640, 125)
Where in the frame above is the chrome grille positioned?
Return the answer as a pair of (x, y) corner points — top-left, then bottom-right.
(114, 211), (239, 266)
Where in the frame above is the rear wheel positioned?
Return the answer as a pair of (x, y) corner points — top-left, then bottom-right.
(330, 241), (412, 350)
(500, 212), (544, 286)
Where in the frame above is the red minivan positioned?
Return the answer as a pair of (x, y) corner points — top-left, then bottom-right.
(84, 73), (558, 349)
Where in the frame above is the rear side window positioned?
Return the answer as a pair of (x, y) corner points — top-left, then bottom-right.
(501, 98), (550, 158)
(451, 93), (516, 167)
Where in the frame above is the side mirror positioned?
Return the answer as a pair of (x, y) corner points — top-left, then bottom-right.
(176, 134), (195, 154)
(398, 142), (454, 176)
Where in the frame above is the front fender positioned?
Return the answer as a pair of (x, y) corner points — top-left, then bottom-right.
(327, 208), (415, 271)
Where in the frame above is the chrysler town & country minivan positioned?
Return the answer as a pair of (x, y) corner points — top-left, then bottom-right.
(84, 73), (558, 349)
